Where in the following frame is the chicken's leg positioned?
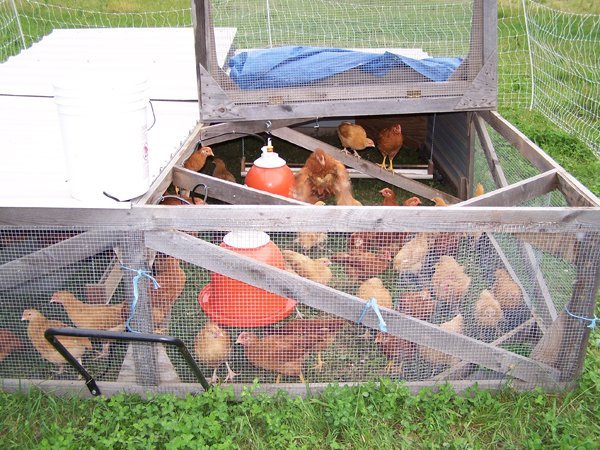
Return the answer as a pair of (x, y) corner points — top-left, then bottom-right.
(379, 156), (388, 169)
(223, 361), (238, 383)
(210, 367), (219, 384)
(311, 352), (324, 371)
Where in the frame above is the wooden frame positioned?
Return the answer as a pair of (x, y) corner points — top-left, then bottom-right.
(192, 0), (498, 122)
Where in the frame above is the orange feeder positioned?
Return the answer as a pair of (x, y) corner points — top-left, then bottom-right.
(244, 138), (295, 197)
(199, 230), (296, 327)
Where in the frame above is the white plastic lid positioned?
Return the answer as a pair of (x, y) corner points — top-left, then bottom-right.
(253, 147), (287, 168)
(222, 230), (270, 249)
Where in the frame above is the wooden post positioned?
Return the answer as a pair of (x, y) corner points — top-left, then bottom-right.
(119, 233), (158, 387)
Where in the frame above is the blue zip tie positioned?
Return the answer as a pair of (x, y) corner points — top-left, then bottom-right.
(564, 306), (598, 330)
(121, 264), (161, 333)
(357, 298), (388, 332)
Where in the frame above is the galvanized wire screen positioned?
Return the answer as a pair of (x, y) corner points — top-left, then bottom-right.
(1, 224), (598, 392)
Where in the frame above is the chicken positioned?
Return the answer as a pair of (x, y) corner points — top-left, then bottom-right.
(376, 124), (403, 171)
(431, 255), (471, 304)
(419, 314), (464, 366)
(375, 332), (416, 373)
(474, 182), (485, 197)
(183, 145), (214, 172)
(337, 122), (375, 157)
(294, 231), (328, 251)
(393, 233), (429, 276)
(282, 249), (333, 285)
(21, 309), (92, 372)
(239, 319), (346, 380)
(379, 187), (398, 206)
(159, 192), (204, 205)
(151, 254), (187, 332)
(396, 289), (435, 321)
(349, 231), (410, 256)
(403, 196), (423, 207)
(431, 197), (448, 206)
(356, 277), (393, 310)
(336, 190), (362, 206)
(330, 248), (391, 281)
(492, 268), (524, 310)
(194, 321), (237, 384)
(474, 289), (503, 328)
(429, 232), (462, 260)
(50, 290), (128, 357)
(212, 157), (236, 183)
(293, 148), (354, 204)
(0, 329), (22, 362)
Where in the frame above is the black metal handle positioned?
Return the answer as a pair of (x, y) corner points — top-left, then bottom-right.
(44, 328), (211, 395)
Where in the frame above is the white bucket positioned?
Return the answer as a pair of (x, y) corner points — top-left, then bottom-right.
(53, 74), (150, 203)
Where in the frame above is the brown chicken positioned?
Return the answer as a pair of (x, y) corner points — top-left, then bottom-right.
(0, 329), (22, 362)
(212, 157), (236, 183)
(21, 309), (92, 372)
(194, 321), (237, 384)
(151, 254), (187, 332)
(376, 124), (403, 171)
(282, 250), (333, 285)
(331, 248), (391, 281)
(375, 332), (416, 373)
(183, 145), (214, 172)
(396, 289), (435, 321)
(159, 192), (204, 205)
(393, 233), (429, 276)
(356, 277), (393, 310)
(430, 232), (462, 259)
(337, 122), (375, 157)
(431, 255), (471, 304)
(492, 268), (524, 310)
(474, 289), (503, 328)
(293, 148), (354, 204)
(379, 187), (398, 206)
(403, 196), (423, 207)
(419, 314), (464, 366)
(50, 290), (128, 357)
(240, 319), (346, 380)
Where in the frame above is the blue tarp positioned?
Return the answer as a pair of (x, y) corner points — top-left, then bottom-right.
(228, 46), (462, 90)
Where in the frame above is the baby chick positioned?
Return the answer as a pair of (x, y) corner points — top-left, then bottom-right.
(194, 321), (236, 384)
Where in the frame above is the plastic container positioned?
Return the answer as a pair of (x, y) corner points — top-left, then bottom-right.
(199, 230), (296, 327)
(53, 73), (150, 203)
(244, 138), (295, 197)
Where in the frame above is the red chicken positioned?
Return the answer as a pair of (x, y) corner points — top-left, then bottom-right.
(330, 248), (392, 281)
(0, 329), (22, 362)
(183, 145), (214, 172)
(375, 332), (416, 373)
(396, 289), (435, 321)
(379, 187), (398, 206)
(212, 157), (237, 183)
(151, 254), (187, 333)
(293, 148), (354, 204)
(237, 319), (346, 381)
(337, 122), (375, 157)
(376, 124), (403, 171)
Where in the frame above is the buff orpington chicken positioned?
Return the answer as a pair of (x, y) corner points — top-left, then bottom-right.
(21, 309), (92, 373)
(431, 255), (471, 305)
(376, 124), (403, 171)
(282, 250), (333, 285)
(50, 290), (128, 357)
(194, 321), (237, 384)
(337, 122), (375, 157)
(492, 268), (524, 311)
(419, 314), (464, 366)
(0, 329), (22, 362)
(356, 277), (393, 310)
(474, 289), (503, 328)
(393, 233), (429, 276)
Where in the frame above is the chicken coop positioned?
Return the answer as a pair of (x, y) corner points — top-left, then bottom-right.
(0, 0), (599, 399)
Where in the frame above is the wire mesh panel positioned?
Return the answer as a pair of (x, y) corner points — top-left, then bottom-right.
(2, 217), (597, 395)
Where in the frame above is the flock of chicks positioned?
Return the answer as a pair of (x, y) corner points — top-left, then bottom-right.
(0, 122), (514, 384)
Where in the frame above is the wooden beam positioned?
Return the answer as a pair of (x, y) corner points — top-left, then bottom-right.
(145, 230), (561, 383)
(84, 251), (123, 304)
(199, 119), (312, 146)
(473, 114), (508, 188)
(2, 206), (600, 232)
(0, 231), (120, 291)
(171, 167), (306, 205)
(457, 170), (559, 207)
(270, 127), (460, 204)
(556, 172), (600, 207)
